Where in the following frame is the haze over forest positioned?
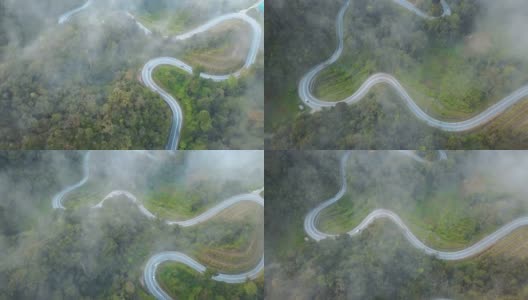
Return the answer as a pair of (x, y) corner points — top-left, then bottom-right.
(0, 0), (263, 150)
(0, 150), (264, 299)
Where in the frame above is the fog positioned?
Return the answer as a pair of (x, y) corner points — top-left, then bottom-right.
(265, 150), (528, 299)
(0, 150), (263, 298)
(266, 0), (528, 150)
(0, 0), (263, 149)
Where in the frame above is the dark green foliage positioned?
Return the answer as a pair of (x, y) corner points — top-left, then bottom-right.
(266, 0), (528, 149)
(0, 152), (263, 299)
(265, 151), (528, 299)
(269, 93), (527, 149)
(154, 66), (263, 149)
(0, 1), (263, 149)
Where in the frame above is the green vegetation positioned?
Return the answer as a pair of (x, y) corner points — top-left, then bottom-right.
(1, 0), (263, 149)
(0, 151), (263, 299)
(60, 152), (262, 219)
(153, 65), (263, 149)
(266, 0), (528, 149)
(269, 223), (528, 300)
(314, 0), (528, 118)
(318, 155), (525, 249)
(269, 89), (528, 149)
(136, 10), (196, 35)
(194, 215), (263, 274)
(134, 0), (259, 35)
(0, 12), (171, 149)
(265, 0), (343, 130)
(265, 151), (528, 299)
(182, 20), (252, 75)
(318, 193), (375, 234)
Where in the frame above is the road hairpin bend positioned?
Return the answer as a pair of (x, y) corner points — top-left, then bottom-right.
(299, 0), (528, 132)
(304, 150), (528, 260)
(304, 150), (528, 300)
(52, 151), (264, 300)
(58, 1), (263, 149)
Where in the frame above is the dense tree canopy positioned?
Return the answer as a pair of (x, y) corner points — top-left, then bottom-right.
(266, 0), (528, 149)
(0, 0), (263, 149)
(265, 151), (528, 299)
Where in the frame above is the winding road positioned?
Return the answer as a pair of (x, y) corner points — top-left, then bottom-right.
(58, 1), (263, 149)
(51, 151), (264, 300)
(298, 0), (528, 132)
(58, 0), (93, 24)
(304, 150), (528, 261)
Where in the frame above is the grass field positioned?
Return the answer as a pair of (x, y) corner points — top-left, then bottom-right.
(480, 227), (528, 260)
(318, 192), (375, 234)
(157, 263), (263, 299)
(311, 4), (528, 121)
(480, 95), (528, 145)
(135, 0), (259, 36)
(317, 158), (528, 250)
(151, 65), (212, 150)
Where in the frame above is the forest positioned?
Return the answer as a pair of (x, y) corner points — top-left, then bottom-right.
(0, 0), (263, 149)
(0, 151), (264, 299)
(265, 151), (528, 299)
(265, 0), (528, 149)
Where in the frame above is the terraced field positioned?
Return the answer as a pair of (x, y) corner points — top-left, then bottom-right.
(480, 227), (528, 260)
(182, 20), (253, 74)
(305, 0), (528, 131)
(481, 96), (528, 145)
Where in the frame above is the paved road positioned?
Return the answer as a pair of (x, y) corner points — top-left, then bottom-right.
(144, 193), (264, 300)
(58, 0), (93, 24)
(51, 151), (157, 209)
(304, 151), (528, 261)
(51, 151), (264, 300)
(51, 151), (91, 209)
(299, 0), (528, 132)
(58, 2), (263, 150)
(140, 12), (262, 149)
(125, 12), (152, 35)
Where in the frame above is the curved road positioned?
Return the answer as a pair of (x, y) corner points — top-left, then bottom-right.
(59, 1), (263, 149)
(304, 150), (528, 261)
(51, 151), (91, 209)
(51, 152), (264, 300)
(143, 192), (264, 300)
(299, 0), (528, 132)
(58, 0), (93, 24)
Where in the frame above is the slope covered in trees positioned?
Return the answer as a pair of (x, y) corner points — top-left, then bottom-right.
(0, 0), (262, 149)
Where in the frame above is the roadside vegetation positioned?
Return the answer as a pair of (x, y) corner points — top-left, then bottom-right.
(0, 0), (262, 149)
(318, 152), (527, 249)
(181, 20), (253, 75)
(313, 0), (528, 120)
(0, 151), (263, 299)
(134, 0), (257, 35)
(158, 265), (263, 299)
(265, 151), (528, 299)
(153, 63), (263, 149)
(266, 0), (528, 149)
(61, 152), (263, 218)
